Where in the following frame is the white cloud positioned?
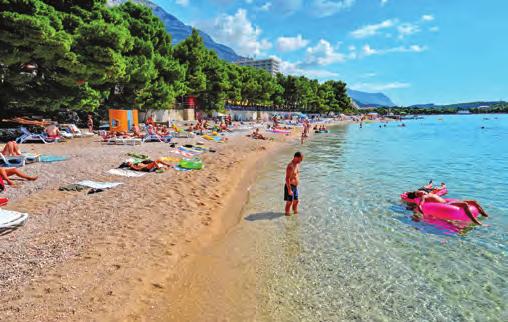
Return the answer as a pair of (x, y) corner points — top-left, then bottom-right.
(362, 44), (427, 56)
(259, 2), (272, 11)
(360, 72), (377, 78)
(397, 23), (420, 39)
(350, 82), (410, 91)
(276, 34), (309, 52)
(350, 19), (397, 38)
(271, 0), (303, 15)
(305, 39), (352, 65)
(429, 26), (439, 32)
(270, 56), (339, 78)
(176, 0), (189, 6)
(312, 0), (356, 17)
(380, 0), (388, 6)
(421, 14), (434, 21)
(198, 9), (272, 57)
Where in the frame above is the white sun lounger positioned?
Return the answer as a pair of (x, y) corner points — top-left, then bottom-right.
(16, 127), (58, 144)
(0, 153), (26, 167)
(0, 209), (29, 235)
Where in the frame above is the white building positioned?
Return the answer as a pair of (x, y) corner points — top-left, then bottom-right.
(236, 58), (280, 76)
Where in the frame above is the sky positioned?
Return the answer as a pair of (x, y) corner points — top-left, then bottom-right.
(152, 0), (508, 105)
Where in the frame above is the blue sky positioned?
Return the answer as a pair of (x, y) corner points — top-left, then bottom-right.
(153, 0), (508, 105)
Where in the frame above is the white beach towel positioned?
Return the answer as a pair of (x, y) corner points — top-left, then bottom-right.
(107, 169), (147, 177)
(0, 209), (29, 230)
(77, 180), (123, 190)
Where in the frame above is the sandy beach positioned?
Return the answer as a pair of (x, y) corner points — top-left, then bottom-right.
(0, 127), (301, 321)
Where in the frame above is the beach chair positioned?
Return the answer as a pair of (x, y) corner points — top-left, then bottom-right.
(0, 153), (26, 167)
(142, 133), (163, 143)
(15, 127), (58, 144)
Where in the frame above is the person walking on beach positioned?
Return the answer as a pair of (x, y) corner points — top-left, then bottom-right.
(87, 114), (94, 133)
(284, 152), (303, 216)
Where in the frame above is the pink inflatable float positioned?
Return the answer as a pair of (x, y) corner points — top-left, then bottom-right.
(419, 201), (480, 222)
(401, 190), (480, 222)
(400, 188), (448, 204)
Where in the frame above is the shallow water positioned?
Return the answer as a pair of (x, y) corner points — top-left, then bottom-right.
(241, 115), (507, 321)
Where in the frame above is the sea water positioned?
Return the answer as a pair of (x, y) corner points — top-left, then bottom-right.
(242, 114), (507, 321)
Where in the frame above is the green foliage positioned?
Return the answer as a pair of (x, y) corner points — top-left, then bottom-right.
(0, 0), (355, 115)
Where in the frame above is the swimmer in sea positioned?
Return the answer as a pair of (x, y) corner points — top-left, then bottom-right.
(408, 190), (488, 225)
(284, 152), (303, 216)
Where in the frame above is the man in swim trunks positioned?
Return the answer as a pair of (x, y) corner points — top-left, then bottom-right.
(284, 152), (303, 216)
(412, 191), (488, 225)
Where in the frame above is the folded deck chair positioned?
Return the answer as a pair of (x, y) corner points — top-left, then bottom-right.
(0, 153), (26, 167)
(15, 127), (58, 144)
(0, 209), (29, 236)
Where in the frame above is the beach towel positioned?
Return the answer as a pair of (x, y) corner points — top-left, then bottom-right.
(107, 168), (147, 177)
(59, 184), (88, 192)
(174, 166), (192, 172)
(77, 181), (123, 190)
(127, 153), (149, 160)
(178, 146), (203, 155)
(0, 198), (8, 207)
(0, 209), (28, 235)
(169, 149), (193, 158)
(40, 155), (68, 163)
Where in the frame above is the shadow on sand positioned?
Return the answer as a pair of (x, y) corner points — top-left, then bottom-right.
(244, 212), (286, 222)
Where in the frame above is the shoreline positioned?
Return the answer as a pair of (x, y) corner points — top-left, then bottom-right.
(0, 125), (304, 321)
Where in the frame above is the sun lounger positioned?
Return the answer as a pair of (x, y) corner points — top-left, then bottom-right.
(142, 133), (163, 143)
(0, 153), (26, 167)
(0, 209), (29, 236)
(15, 127), (59, 144)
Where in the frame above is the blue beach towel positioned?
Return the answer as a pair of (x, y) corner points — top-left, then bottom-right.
(174, 166), (192, 172)
(40, 155), (68, 163)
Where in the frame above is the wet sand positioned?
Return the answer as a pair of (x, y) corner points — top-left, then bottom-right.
(0, 128), (300, 321)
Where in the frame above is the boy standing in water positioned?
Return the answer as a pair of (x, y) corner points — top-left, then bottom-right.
(284, 152), (304, 216)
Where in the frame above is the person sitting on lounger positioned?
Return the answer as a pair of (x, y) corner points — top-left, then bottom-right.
(0, 167), (38, 186)
(2, 141), (22, 156)
(45, 123), (61, 138)
(132, 124), (142, 138)
(410, 190), (488, 225)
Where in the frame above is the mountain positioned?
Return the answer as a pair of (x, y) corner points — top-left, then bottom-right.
(347, 89), (396, 107)
(107, 0), (243, 62)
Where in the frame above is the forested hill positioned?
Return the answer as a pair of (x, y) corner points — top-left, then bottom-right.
(108, 0), (243, 62)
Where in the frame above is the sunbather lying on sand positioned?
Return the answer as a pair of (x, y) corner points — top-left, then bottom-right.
(0, 167), (38, 186)
(2, 141), (22, 156)
(120, 159), (173, 172)
(250, 128), (266, 140)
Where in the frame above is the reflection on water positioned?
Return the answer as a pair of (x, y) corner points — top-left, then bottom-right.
(242, 115), (507, 321)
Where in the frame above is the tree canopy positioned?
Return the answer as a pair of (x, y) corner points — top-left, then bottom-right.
(0, 0), (355, 116)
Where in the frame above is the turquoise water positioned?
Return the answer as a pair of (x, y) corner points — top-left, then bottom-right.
(242, 115), (507, 321)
